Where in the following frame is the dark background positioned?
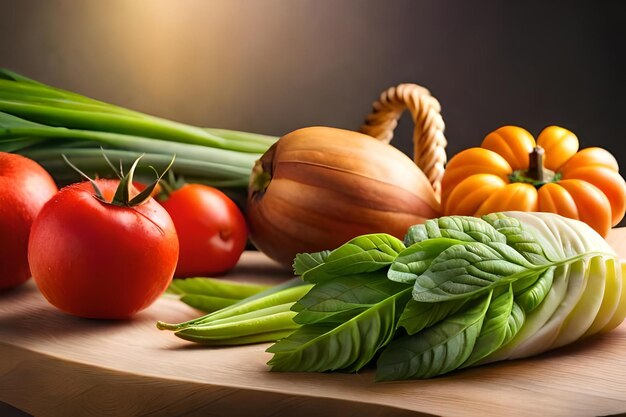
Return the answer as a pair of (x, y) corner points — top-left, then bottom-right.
(1, 0), (624, 164)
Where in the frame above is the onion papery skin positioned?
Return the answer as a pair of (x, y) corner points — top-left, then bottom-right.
(247, 127), (440, 266)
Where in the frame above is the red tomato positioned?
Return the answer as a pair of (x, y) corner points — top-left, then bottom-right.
(159, 184), (247, 277)
(28, 179), (179, 319)
(0, 153), (57, 291)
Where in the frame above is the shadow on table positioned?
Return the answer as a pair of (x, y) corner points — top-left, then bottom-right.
(0, 401), (31, 417)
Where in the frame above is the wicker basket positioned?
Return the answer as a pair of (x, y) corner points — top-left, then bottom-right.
(360, 84), (447, 199)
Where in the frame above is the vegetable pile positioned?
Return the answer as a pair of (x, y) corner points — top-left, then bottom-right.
(0, 68), (256, 316)
(1, 69), (625, 382)
(263, 211), (625, 380)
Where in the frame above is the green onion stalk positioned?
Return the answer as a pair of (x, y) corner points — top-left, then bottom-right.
(159, 277), (313, 345)
(0, 69), (278, 199)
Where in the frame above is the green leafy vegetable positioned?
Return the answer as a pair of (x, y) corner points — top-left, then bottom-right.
(481, 213), (550, 264)
(291, 272), (405, 324)
(295, 234), (405, 283)
(398, 298), (468, 335)
(410, 241), (534, 302)
(388, 238), (461, 284)
(514, 267), (555, 312)
(376, 291), (492, 380)
(462, 284), (524, 367)
(268, 271), (412, 372)
(266, 211), (625, 381)
(293, 251), (330, 276)
(403, 215), (507, 246)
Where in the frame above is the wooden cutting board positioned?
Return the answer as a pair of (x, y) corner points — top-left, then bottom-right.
(2, 229), (626, 417)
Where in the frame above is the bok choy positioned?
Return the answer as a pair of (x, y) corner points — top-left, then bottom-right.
(267, 211), (626, 380)
(0, 69), (277, 189)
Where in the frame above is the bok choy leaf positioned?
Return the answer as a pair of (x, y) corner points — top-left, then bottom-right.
(267, 211), (626, 381)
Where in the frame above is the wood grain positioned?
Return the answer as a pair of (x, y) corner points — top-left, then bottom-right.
(2, 231), (626, 417)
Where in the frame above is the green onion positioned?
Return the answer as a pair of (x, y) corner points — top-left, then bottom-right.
(157, 277), (311, 345)
(175, 310), (299, 342)
(0, 68), (278, 189)
(168, 277), (273, 300)
(20, 147), (252, 187)
(166, 277), (273, 313)
(176, 330), (296, 346)
(157, 278), (311, 331)
(177, 294), (241, 313)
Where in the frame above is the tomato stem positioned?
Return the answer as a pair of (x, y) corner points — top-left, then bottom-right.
(63, 151), (175, 207)
(61, 154), (105, 200)
(156, 170), (186, 202)
(111, 154), (176, 207)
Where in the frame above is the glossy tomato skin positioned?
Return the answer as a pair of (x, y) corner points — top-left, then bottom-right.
(28, 179), (179, 319)
(160, 184), (247, 277)
(0, 153), (57, 291)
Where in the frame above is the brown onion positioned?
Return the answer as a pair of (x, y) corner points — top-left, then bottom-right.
(246, 126), (441, 266)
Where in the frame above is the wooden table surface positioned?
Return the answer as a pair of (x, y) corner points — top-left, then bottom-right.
(1, 229), (626, 417)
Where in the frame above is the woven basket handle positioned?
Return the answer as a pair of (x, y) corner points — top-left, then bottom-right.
(359, 83), (447, 198)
